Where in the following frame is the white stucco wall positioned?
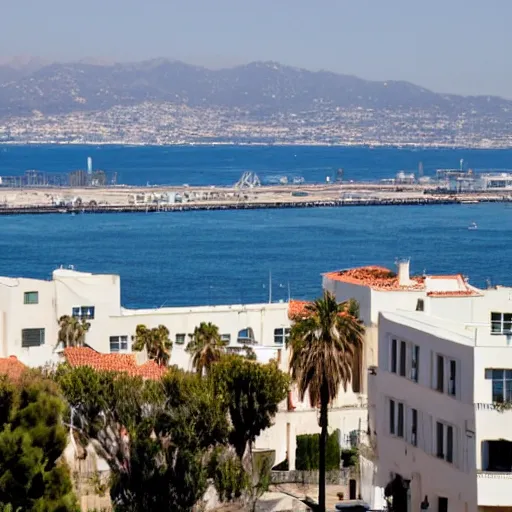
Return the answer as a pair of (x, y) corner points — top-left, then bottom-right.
(370, 313), (478, 512)
(0, 269), (293, 369)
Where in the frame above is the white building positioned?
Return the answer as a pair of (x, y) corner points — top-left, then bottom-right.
(339, 260), (512, 512)
(0, 266), (367, 471)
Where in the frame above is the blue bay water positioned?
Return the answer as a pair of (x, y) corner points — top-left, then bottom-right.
(0, 145), (511, 308)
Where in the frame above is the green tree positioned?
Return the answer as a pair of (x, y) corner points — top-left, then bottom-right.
(186, 322), (227, 375)
(57, 314), (90, 348)
(55, 364), (229, 512)
(287, 291), (364, 512)
(132, 324), (172, 367)
(211, 355), (289, 460)
(0, 373), (78, 511)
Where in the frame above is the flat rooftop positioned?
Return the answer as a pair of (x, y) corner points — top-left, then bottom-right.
(324, 265), (482, 296)
(381, 310), (476, 346)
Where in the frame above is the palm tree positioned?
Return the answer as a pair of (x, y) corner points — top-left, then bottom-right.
(132, 324), (172, 367)
(287, 291), (364, 512)
(57, 315), (90, 348)
(186, 322), (227, 375)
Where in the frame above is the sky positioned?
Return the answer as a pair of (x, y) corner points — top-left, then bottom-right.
(0, 0), (510, 98)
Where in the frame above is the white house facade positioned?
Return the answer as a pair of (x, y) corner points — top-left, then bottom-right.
(0, 266), (367, 471)
(357, 261), (512, 512)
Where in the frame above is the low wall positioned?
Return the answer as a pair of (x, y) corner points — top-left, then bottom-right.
(271, 469), (351, 485)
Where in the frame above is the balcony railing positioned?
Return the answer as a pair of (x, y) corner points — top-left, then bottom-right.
(475, 403), (512, 411)
(478, 470), (512, 479)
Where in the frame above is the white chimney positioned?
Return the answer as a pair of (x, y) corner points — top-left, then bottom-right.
(397, 258), (413, 286)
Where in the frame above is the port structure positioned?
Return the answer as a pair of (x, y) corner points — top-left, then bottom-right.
(234, 171), (261, 189)
(0, 169), (117, 188)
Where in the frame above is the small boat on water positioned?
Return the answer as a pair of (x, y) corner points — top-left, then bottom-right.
(468, 222), (478, 230)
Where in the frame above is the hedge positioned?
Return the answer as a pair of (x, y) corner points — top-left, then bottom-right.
(295, 429), (340, 470)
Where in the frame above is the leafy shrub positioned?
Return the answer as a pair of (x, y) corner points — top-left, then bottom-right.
(209, 449), (249, 502)
(296, 429), (341, 470)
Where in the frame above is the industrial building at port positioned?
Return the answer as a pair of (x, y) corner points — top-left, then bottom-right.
(1, 260), (512, 512)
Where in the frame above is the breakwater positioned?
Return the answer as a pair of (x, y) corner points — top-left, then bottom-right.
(0, 196), (509, 215)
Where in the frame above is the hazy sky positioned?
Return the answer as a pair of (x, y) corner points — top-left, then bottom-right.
(1, 0), (510, 97)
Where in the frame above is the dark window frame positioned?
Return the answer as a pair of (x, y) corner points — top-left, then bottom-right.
(23, 291), (39, 305)
(109, 335), (129, 353)
(72, 306), (95, 320)
(21, 328), (45, 347)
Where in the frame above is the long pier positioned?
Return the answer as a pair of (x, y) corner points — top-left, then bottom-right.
(0, 196), (508, 215)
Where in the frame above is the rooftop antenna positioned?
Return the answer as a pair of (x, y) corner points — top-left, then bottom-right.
(288, 282), (291, 302)
(268, 271), (272, 304)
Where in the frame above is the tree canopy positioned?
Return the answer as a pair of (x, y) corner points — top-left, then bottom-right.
(55, 364), (230, 512)
(287, 291), (364, 512)
(0, 372), (78, 512)
(211, 355), (290, 459)
(57, 315), (90, 348)
(186, 322), (227, 375)
(132, 324), (172, 367)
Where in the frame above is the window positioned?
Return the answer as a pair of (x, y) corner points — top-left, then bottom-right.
(434, 354), (458, 397)
(436, 421), (444, 458)
(72, 306), (95, 320)
(237, 328), (255, 344)
(21, 328), (45, 347)
(274, 327), (291, 344)
(447, 425), (454, 463)
(397, 403), (404, 438)
(491, 312), (512, 335)
(416, 299), (424, 312)
(410, 345), (420, 383)
(175, 333), (186, 345)
(449, 359), (457, 397)
(388, 399), (405, 438)
(436, 421), (456, 464)
(389, 399), (396, 435)
(24, 291), (38, 305)
(410, 408), (418, 446)
(485, 369), (512, 403)
(221, 334), (231, 343)
(399, 341), (406, 377)
(436, 355), (445, 392)
(110, 335), (128, 352)
(390, 338), (397, 373)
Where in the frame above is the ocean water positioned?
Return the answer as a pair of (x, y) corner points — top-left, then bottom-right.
(0, 145), (511, 308)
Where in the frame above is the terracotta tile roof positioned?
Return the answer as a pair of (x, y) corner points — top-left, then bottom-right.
(288, 299), (352, 321)
(64, 347), (167, 380)
(324, 266), (425, 291)
(288, 300), (311, 320)
(0, 356), (26, 380)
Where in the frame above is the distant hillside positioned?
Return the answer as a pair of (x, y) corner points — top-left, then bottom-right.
(0, 58), (511, 119)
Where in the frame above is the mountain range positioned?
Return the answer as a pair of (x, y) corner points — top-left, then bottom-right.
(0, 58), (510, 119)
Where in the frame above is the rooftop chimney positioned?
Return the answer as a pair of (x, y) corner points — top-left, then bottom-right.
(397, 258), (413, 287)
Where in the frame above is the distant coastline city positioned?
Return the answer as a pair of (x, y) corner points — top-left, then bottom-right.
(1, 59), (512, 148)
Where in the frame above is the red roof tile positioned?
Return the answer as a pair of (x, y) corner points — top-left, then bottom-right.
(0, 356), (27, 381)
(64, 347), (167, 380)
(288, 300), (311, 320)
(288, 299), (352, 321)
(324, 266), (425, 291)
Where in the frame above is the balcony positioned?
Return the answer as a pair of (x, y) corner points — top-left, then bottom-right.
(478, 471), (512, 506)
(475, 403), (512, 440)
